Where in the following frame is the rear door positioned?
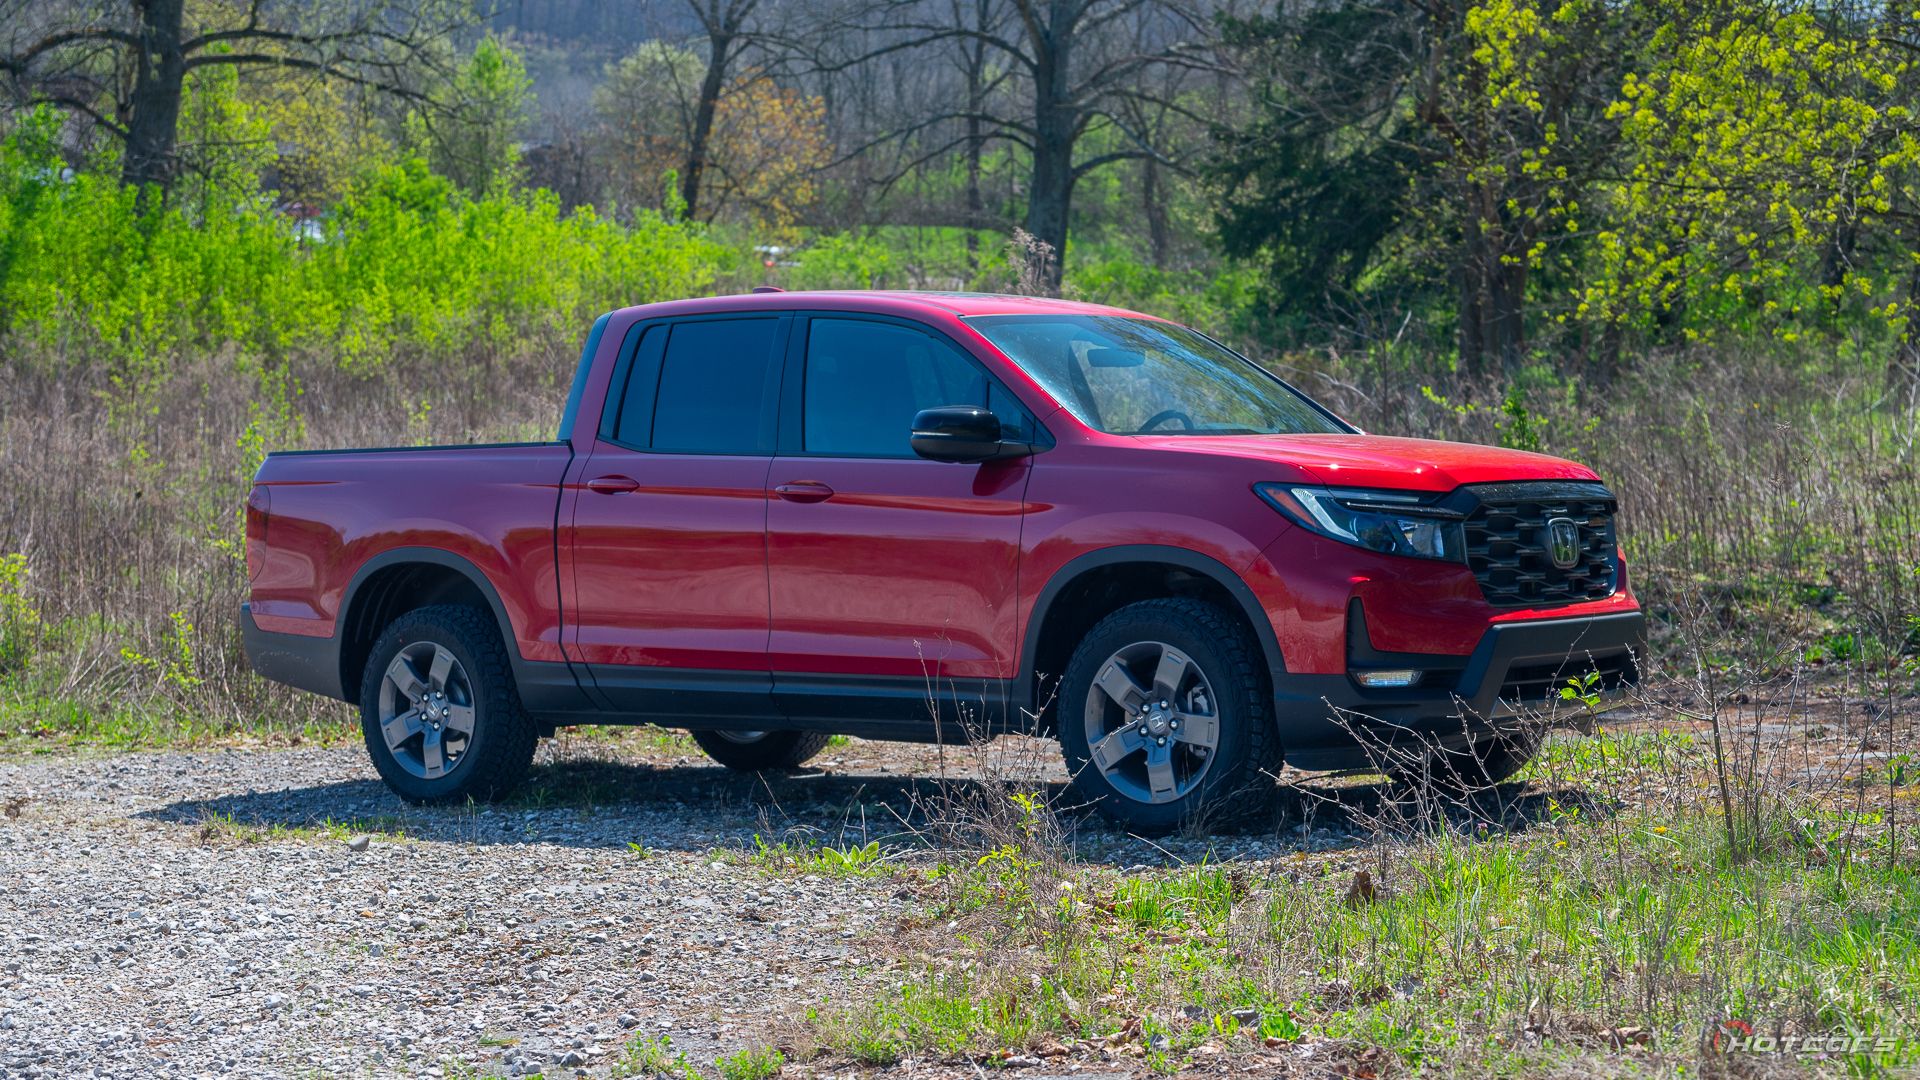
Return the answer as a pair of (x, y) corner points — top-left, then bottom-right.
(567, 315), (787, 719)
(765, 314), (1034, 721)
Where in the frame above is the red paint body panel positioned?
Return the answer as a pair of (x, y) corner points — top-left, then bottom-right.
(249, 444), (574, 661)
(567, 439), (773, 670)
(1124, 433), (1599, 493)
(766, 455), (1030, 678)
(247, 290), (1642, 711)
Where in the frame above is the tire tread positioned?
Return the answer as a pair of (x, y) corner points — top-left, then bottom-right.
(358, 604), (538, 804)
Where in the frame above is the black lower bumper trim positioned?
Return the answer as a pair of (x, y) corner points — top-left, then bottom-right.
(1275, 610), (1646, 769)
(240, 603), (347, 701)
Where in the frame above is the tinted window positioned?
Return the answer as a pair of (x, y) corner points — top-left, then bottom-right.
(604, 325), (665, 446)
(803, 319), (991, 456)
(967, 315), (1347, 436)
(651, 319), (779, 453)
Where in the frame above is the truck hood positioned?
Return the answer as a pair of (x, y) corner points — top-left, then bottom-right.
(1130, 433), (1601, 493)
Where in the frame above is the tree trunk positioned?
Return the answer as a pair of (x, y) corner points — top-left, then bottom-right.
(1459, 184), (1526, 374)
(1142, 154), (1169, 268)
(963, 13), (986, 277)
(1022, 2), (1076, 293)
(122, 0), (188, 196)
(681, 29), (731, 222)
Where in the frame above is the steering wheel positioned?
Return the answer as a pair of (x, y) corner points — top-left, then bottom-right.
(1138, 409), (1196, 433)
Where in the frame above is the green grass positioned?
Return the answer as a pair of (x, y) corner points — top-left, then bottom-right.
(196, 810), (408, 845)
(0, 688), (356, 754)
(804, 805), (1920, 1075)
(746, 834), (891, 877)
(714, 1046), (785, 1080)
(610, 1034), (703, 1080)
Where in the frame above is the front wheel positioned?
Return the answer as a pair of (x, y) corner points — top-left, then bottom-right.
(690, 729), (832, 771)
(358, 605), (537, 804)
(1059, 598), (1280, 834)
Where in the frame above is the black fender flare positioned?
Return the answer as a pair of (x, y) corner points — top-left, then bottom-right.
(337, 547), (595, 718)
(1017, 544), (1288, 706)
(341, 548), (519, 656)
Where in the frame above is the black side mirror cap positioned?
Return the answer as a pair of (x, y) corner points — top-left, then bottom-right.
(910, 405), (1034, 463)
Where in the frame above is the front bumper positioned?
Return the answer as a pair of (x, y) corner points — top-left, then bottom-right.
(1274, 609), (1645, 769)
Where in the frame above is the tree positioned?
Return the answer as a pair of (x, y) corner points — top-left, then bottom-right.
(595, 38), (830, 229)
(702, 73), (833, 231)
(836, 0), (1223, 288)
(680, 0), (766, 220)
(1213, 0), (1638, 371)
(0, 0), (468, 195)
(416, 33), (531, 196)
(1589, 0), (1920, 395)
(593, 40), (704, 213)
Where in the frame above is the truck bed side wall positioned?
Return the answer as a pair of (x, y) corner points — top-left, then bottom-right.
(249, 443), (576, 666)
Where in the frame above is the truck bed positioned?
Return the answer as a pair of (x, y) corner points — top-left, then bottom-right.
(247, 441), (576, 668)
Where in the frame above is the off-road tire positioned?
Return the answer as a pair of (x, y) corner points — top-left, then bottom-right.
(358, 604), (538, 804)
(1059, 598), (1280, 834)
(690, 729), (833, 771)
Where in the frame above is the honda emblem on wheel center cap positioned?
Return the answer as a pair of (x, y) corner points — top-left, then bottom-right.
(1546, 516), (1581, 570)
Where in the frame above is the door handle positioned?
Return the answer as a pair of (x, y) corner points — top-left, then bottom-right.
(773, 481), (835, 504)
(586, 475), (641, 495)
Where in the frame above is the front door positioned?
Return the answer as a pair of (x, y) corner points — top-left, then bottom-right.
(567, 315), (786, 720)
(765, 315), (1033, 722)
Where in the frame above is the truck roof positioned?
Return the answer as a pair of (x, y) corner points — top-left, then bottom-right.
(610, 289), (1169, 322)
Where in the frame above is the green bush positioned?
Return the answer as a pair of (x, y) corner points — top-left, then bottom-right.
(0, 108), (745, 376)
(0, 552), (38, 677)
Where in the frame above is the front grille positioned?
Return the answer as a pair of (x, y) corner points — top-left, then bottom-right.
(1459, 481), (1618, 608)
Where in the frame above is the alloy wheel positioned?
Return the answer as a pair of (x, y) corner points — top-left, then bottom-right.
(377, 641), (476, 780)
(1081, 640), (1222, 804)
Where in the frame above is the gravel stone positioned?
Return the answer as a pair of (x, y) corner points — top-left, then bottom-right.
(0, 733), (1351, 1078)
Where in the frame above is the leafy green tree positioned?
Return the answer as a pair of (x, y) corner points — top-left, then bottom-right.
(1213, 0), (1644, 371)
(1589, 0), (1920, 393)
(0, 0), (467, 197)
(415, 33), (531, 197)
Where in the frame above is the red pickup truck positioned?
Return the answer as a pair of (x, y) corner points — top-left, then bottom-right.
(242, 291), (1643, 832)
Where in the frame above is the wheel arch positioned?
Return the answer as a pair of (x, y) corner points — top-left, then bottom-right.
(338, 548), (520, 704)
(1019, 545), (1285, 729)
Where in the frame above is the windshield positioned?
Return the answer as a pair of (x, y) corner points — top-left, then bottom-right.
(967, 315), (1349, 436)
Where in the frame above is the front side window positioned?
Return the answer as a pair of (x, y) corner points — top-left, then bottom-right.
(650, 318), (780, 453)
(803, 318), (997, 456)
(967, 315), (1348, 436)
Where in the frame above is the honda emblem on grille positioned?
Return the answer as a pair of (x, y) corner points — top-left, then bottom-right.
(1546, 516), (1581, 569)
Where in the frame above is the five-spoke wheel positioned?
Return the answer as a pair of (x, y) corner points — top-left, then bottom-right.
(1083, 641), (1221, 804)
(1060, 598), (1278, 833)
(377, 641), (476, 780)
(358, 605), (537, 804)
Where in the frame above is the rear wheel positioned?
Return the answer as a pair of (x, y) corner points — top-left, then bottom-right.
(691, 729), (832, 771)
(358, 605), (537, 804)
(1059, 598), (1279, 834)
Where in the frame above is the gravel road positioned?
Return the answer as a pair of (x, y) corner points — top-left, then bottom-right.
(0, 731), (1331, 1080)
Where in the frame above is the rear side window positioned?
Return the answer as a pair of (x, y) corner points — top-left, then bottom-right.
(803, 319), (992, 457)
(650, 318), (780, 453)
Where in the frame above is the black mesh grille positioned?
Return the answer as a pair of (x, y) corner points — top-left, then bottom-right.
(1459, 481), (1618, 608)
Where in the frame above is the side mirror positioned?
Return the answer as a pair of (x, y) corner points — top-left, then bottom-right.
(911, 406), (1030, 463)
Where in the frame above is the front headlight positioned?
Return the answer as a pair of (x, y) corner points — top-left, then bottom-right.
(1254, 483), (1466, 562)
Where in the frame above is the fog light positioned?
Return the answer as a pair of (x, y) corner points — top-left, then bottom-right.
(1353, 669), (1423, 688)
